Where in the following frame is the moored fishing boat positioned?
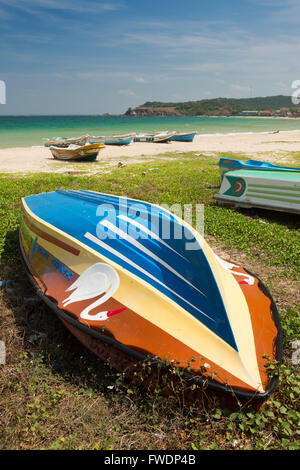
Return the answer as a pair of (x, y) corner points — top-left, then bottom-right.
(49, 143), (105, 162)
(172, 132), (197, 142)
(86, 136), (105, 144)
(219, 158), (300, 180)
(43, 135), (89, 148)
(134, 131), (176, 143)
(214, 169), (300, 214)
(19, 190), (282, 402)
(89, 134), (135, 146)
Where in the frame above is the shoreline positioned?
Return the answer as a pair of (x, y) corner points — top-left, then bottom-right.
(1, 114), (299, 119)
(0, 130), (299, 174)
(1, 127), (300, 149)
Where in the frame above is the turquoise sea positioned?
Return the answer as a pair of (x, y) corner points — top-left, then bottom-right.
(0, 115), (300, 148)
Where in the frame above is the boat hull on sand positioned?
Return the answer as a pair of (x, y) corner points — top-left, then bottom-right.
(134, 132), (176, 143)
(215, 169), (300, 214)
(19, 190), (282, 401)
(44, 135), (89, 148)
(219, 158), (300, 180)
(89, 134), (135, 145)
(49, 143), (105, 161)
(172, 132), (197, 142)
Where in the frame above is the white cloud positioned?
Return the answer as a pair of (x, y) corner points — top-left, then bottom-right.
(0, 0), (123, 14)
(229, 85), (252, 98)
(230, 85), (252, 93)
(250, 0), (300, 24)
(2, 5), (300, 113)
(134, 77), (148, 84)
(121, 30), (250, 55)
(75, 71), (151, 83)
(118, 89), (136, 96)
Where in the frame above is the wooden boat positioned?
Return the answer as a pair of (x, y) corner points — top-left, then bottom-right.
(19, 190), (282, 402)
(49, 143), (105, 162)
(86, 136), (105, 144)
(219, 158), (300, 180)
(134, 132), (176, 143)
(214, 169), (300, 214)
(43, 135), (89, 148)
(172, 132), (197, 142)
(89, 134), (135, 146)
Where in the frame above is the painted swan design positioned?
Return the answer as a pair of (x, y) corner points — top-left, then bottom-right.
(62, 263), (124, 321)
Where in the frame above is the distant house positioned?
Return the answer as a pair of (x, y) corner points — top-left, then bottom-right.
(239, 110), (259, 116)
(273, 109), (288, 117)
(259, 110), (272, 116)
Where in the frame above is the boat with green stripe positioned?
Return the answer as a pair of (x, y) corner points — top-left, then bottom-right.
(214, 169), (300, 214)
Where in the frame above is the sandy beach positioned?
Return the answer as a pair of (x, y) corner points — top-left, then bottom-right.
(0, 130), (299, 173)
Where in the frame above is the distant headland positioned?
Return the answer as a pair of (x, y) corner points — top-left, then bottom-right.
(124, 95), (300, 118)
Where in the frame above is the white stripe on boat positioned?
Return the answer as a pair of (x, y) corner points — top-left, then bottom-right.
(84, 231), (214, 322)
(100, 219), (207, 299)
(117, 214), (186, 260)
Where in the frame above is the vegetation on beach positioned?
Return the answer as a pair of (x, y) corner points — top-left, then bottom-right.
(125, 95), (300, 117)
(0, 152), (299, 450)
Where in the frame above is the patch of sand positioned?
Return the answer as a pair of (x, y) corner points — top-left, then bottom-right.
(0, 130), (299, 173)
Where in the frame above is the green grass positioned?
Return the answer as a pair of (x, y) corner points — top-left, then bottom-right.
(0, 153), (298, 277)
(0, 152), (299, 450)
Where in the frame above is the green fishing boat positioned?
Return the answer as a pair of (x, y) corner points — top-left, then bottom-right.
(214, 169), (300, 214)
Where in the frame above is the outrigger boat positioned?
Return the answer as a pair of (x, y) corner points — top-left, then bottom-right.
(172, 132), (197, 142)
(19, 190), (282, 402)
(49, 143), (105, 162)
(89, 134), (135, 146)
(43, 135), (89, 148)
(215, 169), (300, 214)
(219, 158), (300, 180)
(134, 132), (176, 143)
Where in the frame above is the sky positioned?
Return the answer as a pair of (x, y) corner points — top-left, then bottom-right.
(0, 0), (300, 115)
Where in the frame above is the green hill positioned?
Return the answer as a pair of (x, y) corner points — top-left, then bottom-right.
(125, 95), (299, 117)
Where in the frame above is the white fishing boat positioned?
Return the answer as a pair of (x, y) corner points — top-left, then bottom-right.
(134, 131), (176, 143)
(43, 135), (89, 148)
(89, 134), (135, 145)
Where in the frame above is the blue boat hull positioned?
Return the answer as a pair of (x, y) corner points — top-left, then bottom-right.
(219, 158), (300, 179)
(104, 137), (133, 146)
(173, 133), (196, 142)
(89, 136), (134, 146)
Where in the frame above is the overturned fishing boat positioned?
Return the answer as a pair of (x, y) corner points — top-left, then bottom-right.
(19, 190), (282, 401)
(215, 169), (300, 214)
(219, 158), (300, 180)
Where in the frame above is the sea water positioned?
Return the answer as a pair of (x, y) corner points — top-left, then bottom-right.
(0, 115), (300, 148)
